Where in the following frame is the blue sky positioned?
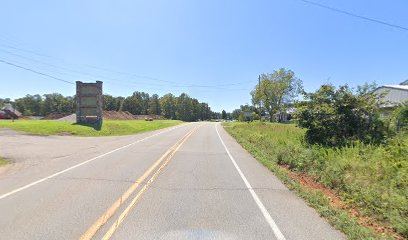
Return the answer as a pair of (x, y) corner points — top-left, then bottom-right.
(0, 0), (407, 112)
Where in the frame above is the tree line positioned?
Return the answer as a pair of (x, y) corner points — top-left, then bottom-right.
(1, 92), (218, 121)
(229, 67), (408, 146)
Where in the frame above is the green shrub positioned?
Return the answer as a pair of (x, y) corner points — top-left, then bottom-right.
(297, 84), (387, 146)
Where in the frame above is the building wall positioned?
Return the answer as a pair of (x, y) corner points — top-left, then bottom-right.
(375, 87), (408, 104)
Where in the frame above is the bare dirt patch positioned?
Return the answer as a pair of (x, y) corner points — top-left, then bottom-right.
(103, 111), (165, 120)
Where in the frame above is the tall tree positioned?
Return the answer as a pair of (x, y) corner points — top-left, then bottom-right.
(140, 92), (150, 115)
(231, 109), (241, 120)
(14, 94), (43, 115)
(175, 93), (193, 121)
(103, 95), (117, 111)
(221, 110), (227, 120)
(148, 94), (161, 115)
(42, 93), (74, 115)
(122, 92), (143, 115)
(160, 93), (176, 119)
(251, 68), (303, 122)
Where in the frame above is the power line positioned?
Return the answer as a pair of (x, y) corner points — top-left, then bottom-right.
(298, 0), (408, 32)
(0, 58), (74, 85)
(0, 41), (256, 88)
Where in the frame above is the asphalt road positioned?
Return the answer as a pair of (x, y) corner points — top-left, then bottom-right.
(0, 122), (344, 240)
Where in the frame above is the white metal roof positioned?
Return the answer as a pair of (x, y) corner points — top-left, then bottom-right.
(382, 85), (408, 91)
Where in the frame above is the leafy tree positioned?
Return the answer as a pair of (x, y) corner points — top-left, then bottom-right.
(122, 92), (143, 115)
(140, 92), (150, 115)
(221, 110), (227, 120)
(231, 109), (241, 120)
(175, 93), (193, 121)
(103, 95), (117, 111)
(252, 112), (260, 121)
(0, 98), (12, 108)
(199, 103), (211, 121)
(14, 94), (43, 115)
(42, 93), (74, 115)
(160, 93), (176, 119)
(297, 84), (386, 146)
(148, 94), (161, 115)
(393, 101), (408, 130)
(238, 112), (245, 122)
(251, 68), (303, 122)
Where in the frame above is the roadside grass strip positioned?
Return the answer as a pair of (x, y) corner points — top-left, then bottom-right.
(0, 120), (183, 137)
(223, 122), (406, 240)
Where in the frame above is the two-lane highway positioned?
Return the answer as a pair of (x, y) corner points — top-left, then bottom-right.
(0, 123), (344, 239)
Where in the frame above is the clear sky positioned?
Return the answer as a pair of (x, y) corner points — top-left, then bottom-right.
(0, 0), (407, 112)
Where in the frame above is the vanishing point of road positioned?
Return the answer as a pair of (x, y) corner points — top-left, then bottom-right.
(0, 123), (344, 240)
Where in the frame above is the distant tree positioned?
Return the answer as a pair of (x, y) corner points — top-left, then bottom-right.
(14, 94), (43, 115)
(231, 109), (241, 120)
(251, 68), (303, 122)
(252, 112), (259, 121)
(103, 95), (117, 111)
(240, 104), (257, 114)
(175, 93), (193, 121)
(41, 93), (74, 115)
(122, 92), (143, 115)
(148, 94), (161, 115)
(0, 98), (12, 108)
(191, 98), (200, 121)
(199, 103), (211, 120)
(221, 110), (227, 120)
(238, 112), (245, 122)
(115, 96), (125, 111)
(160, 93), (176, 119)
(140, 92), (150, 115)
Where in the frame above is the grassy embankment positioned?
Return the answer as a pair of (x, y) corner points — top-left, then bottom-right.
(0, 120), (183, 137)
(223, 122), (407, 240)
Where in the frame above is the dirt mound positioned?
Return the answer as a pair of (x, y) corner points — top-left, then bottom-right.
(103, 111), (135, 120)
(103, 111), (165, 120)
(44, 112), (73, 120)
(56, 114), (76, 122)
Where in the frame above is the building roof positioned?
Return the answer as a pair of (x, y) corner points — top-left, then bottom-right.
(382, 85), (408, 91)
(1, 105), (22, 117)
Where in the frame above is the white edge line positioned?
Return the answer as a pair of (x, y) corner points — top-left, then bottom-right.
(0, 123), (190, 200)
(215, 123), (286, 240)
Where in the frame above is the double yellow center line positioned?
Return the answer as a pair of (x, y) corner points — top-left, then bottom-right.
(80, 124), (203, 240)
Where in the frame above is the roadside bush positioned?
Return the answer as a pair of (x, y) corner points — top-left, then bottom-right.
(392, 101), (408, 131)
(297, 84), (387, 146)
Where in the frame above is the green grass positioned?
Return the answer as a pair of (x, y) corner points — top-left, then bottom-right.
(223, 122), (407, 240)
(0, 120), (183, 137)
(0, 157), (9, 167)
